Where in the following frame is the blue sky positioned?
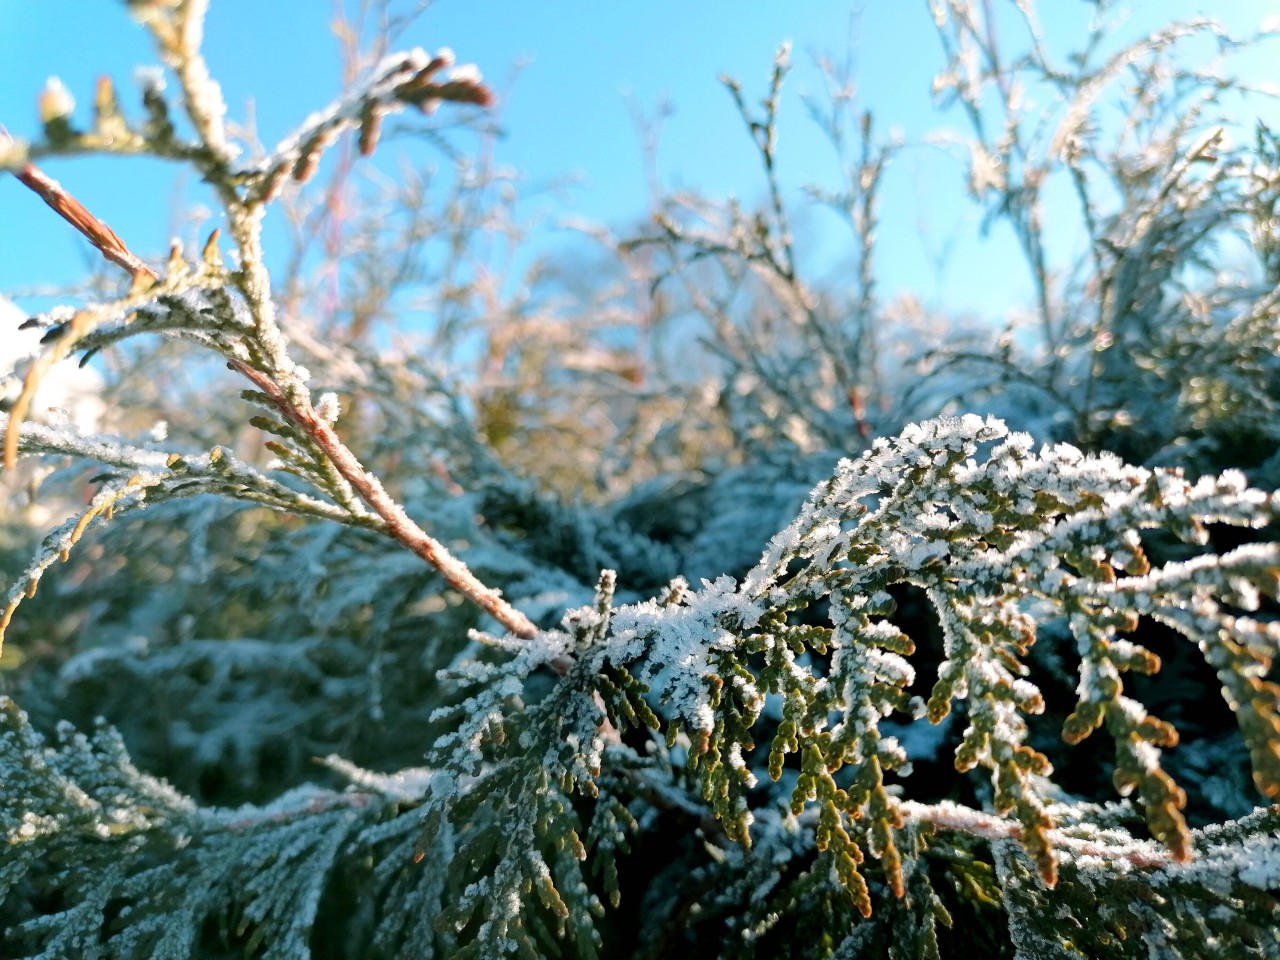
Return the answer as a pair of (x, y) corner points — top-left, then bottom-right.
(1, 1), (1276, 321)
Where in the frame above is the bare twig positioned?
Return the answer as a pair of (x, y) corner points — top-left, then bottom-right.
(2, 310), (93, 471)
(2, 128), (157, 284)
(228, 358), (540, 641)
(1, 128), (158, 470)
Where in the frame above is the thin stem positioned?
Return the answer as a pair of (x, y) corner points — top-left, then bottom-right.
(899, 799), (1180, 871)
(170, 0), (234, 165)
(230, 358), (540, 640)
(2, 137), (157, 284)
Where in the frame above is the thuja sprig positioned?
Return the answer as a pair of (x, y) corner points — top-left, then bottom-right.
(629, 414), (1280, 908)
(0, 0), (538, 649)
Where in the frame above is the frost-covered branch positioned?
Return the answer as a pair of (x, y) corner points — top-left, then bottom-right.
(229, 357), (538, 639)
(594, 415), (1280, 908)
(0, 0), (540, 645)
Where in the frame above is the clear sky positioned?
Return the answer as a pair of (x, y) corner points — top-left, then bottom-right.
(1, 1), (1276, 322)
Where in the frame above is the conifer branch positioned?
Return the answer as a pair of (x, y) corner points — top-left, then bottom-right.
(3, 3), (1279, 956)
(899, 800), (1178, 870)
(228, 357), (539, 640)
(0, 1), (535, 644)
(1, 128), (157, 284)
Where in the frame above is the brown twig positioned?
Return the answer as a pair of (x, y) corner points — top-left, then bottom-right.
(2, 128), (157, 284)
(3, 310), (93, 471)
(1, 129), (157, 471)
(228, 357), (540, 641)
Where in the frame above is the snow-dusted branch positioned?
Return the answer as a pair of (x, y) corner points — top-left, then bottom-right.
(228, 357), (538, 639)
(242, 46), (492, 204)
(0, 0), (533, 647)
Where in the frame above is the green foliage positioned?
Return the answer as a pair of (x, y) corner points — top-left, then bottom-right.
(587, 416), (1280, 916)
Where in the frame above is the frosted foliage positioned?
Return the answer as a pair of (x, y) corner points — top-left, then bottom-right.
(0, 297), (105, 435)
(2, 0), (1280, 957)
(992, 841), (1076, 960)
(609, 575), (763, 735)
(595, 413), (1280, 922)
(6, 388), (1280, 957)
(990, 805), (1280, 959)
